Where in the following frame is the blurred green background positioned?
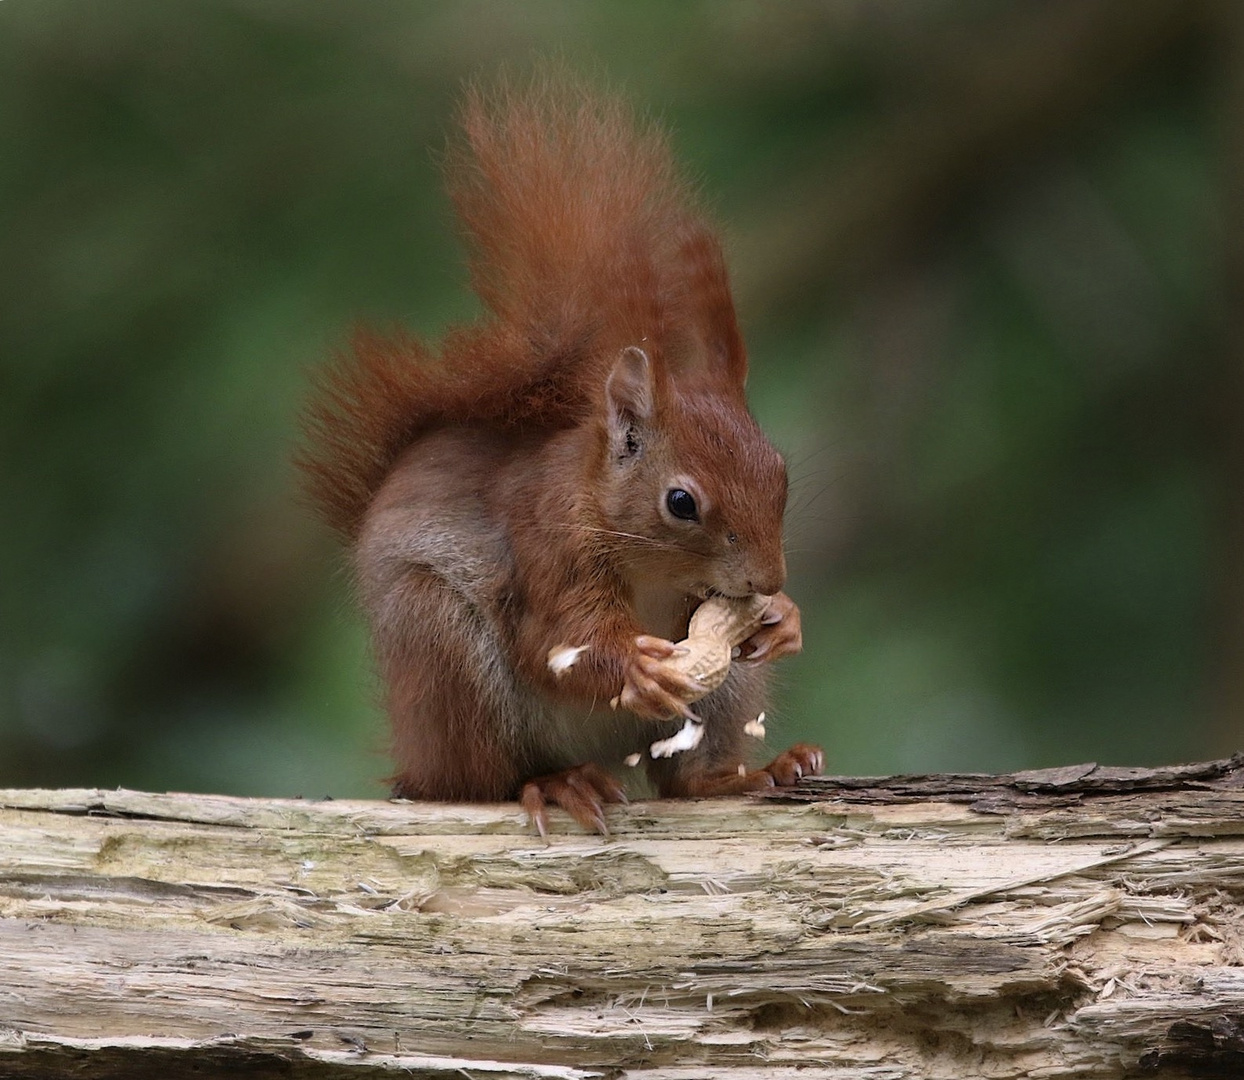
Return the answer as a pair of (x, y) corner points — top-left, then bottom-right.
(3, 0), (1240, 798)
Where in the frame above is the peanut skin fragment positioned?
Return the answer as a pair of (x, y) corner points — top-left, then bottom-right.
(547, 643), (589, 676)
(649, 717), (706, 758)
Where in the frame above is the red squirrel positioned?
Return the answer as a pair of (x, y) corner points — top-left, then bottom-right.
(299, 72), (822, 833)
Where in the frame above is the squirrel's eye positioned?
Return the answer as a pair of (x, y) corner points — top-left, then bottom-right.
(666, 488), (699, 522)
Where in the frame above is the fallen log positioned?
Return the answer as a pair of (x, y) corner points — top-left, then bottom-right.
(2, 757), (1244, 1078)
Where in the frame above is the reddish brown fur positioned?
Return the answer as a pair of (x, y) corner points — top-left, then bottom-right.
(298, 70), (742, 539)
(298, 69), (819, 828)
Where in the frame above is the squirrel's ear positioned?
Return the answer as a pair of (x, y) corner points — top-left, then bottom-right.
(605, 346), (655, 427)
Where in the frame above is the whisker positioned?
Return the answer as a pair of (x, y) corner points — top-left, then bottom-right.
(534, 522), (681, 550)
(788, 482), (837, 515)
(785, 442), (842, 473)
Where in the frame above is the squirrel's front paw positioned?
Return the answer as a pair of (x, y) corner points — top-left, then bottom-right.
(739, 592), (802, 663)
(614, 635), (703, 721)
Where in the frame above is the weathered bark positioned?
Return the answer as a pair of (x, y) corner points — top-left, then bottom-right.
(3, 758), (1244, 1078)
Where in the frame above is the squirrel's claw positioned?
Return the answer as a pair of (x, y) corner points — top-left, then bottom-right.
(738, 592), (802, 664)
(760, 742), (824, 786)
(633, 634), (691, 660)
(668, 742), (825, 797)
(618, 639), (703, 721)
(519, 763), (628, 838)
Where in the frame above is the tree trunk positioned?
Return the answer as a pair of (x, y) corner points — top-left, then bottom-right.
(3, 758), (1244, 1078)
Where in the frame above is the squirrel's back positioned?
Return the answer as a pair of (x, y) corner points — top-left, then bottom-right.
(299, 68), (746, 539)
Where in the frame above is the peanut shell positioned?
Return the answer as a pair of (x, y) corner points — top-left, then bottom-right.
(666, 593), (769, 701)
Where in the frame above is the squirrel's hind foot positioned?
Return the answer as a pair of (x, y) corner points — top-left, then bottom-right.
(759, 742), (824, 786)
(519, 762), (629, 838)
(663, 742), (825, 797)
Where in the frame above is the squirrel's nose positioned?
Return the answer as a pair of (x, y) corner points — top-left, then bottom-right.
(747, 557), (786, 597)
(748, 578), (784, 597)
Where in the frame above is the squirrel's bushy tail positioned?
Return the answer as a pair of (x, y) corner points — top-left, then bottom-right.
(299, 67), (744, 539)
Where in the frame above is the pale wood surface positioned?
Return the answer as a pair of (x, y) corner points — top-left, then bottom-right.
(2, 757), (1244, 1078)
